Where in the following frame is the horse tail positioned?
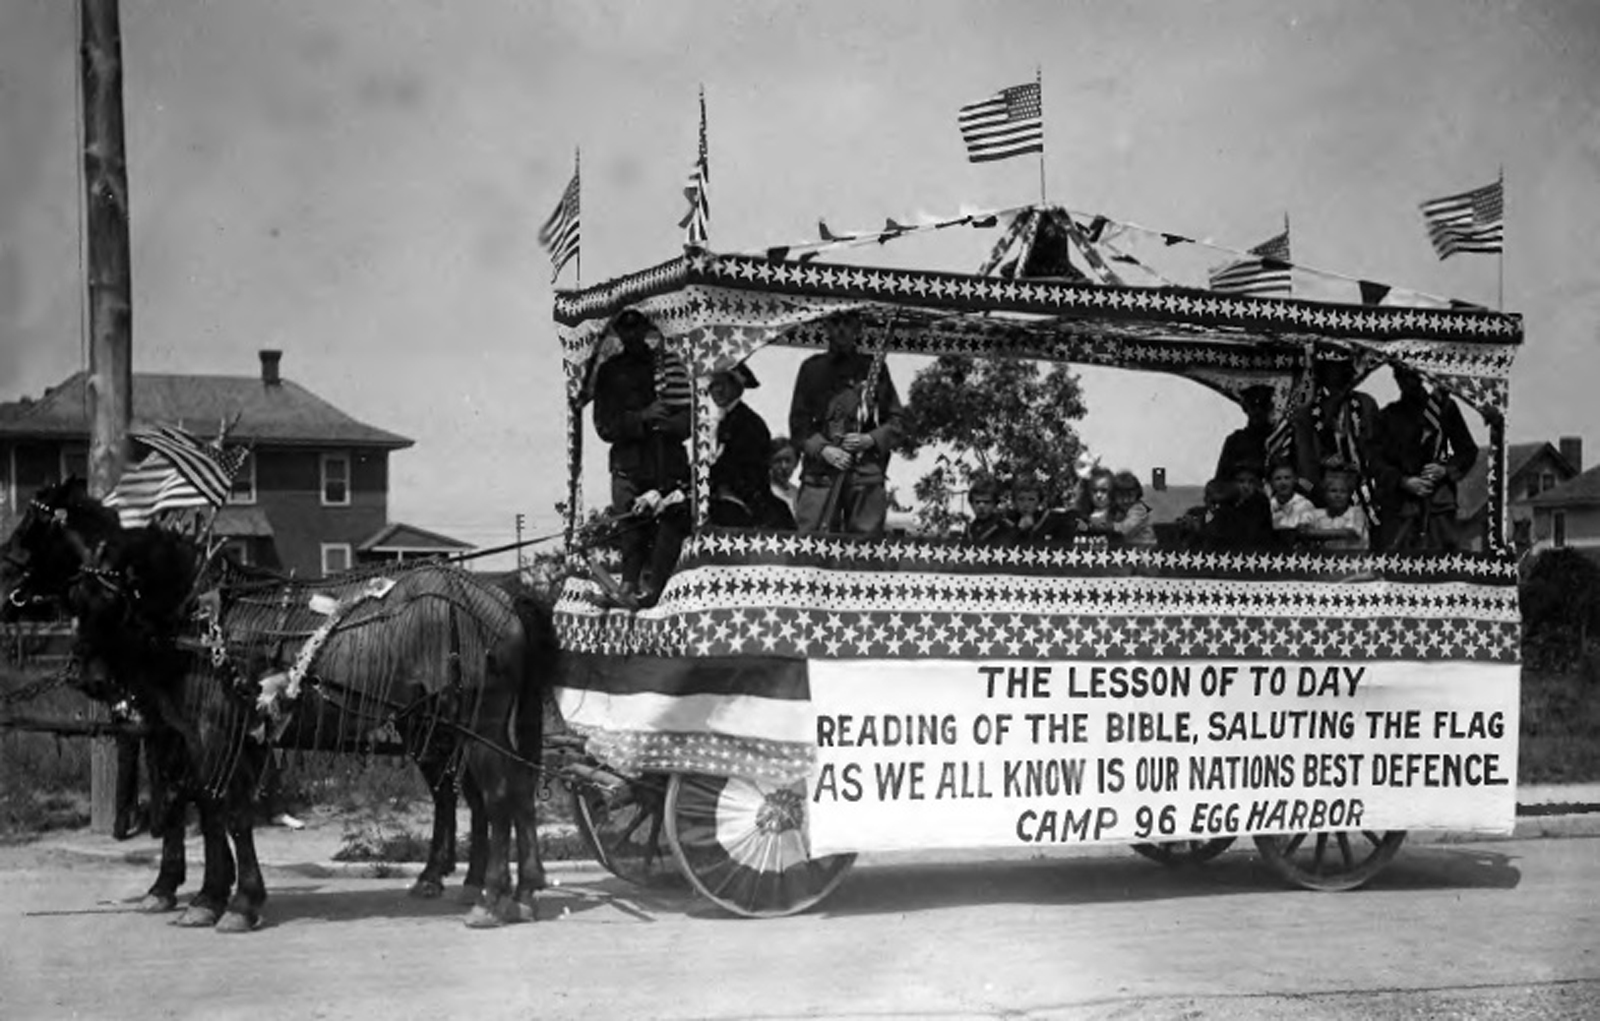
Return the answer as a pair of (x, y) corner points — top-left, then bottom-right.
(508, 590), (559, 762)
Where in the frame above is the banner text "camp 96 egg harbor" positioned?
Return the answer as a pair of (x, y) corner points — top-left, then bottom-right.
(805, 660), (1518, 855)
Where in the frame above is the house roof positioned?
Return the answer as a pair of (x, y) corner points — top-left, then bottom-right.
(213, 506), (275, 538)
(1458, 442), (1553, 519)
(1529, 464), (1600, 508)
(0, 371), (412, 449)
(357, 522), (474, 554)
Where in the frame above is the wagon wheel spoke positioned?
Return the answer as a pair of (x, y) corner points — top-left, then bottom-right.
(1253, 830), (1406, 892)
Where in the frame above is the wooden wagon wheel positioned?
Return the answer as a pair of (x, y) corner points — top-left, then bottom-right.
(570, 772), (678, 886)
(664, 773), (855, 918)
(1254, 829), (1406, 891)
(1129, 837), (1236, 866)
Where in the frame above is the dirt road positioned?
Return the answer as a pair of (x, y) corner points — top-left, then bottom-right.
(2, 834), (1598, 1020)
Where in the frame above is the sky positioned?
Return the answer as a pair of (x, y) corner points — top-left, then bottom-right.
(2, 0), (1597, 564)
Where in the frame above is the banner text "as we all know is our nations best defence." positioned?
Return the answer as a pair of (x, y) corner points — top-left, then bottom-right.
(804, 660), (1518, 855)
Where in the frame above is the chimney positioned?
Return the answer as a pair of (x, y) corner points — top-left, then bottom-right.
(259, 349), (282, 387)
(1559, 436), (1582, 474)
(1151, 467), (1167, 492)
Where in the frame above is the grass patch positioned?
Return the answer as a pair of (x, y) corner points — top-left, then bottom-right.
(1520, 668), (1600, 783)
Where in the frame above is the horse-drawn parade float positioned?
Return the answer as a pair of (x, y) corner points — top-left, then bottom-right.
(1, 53), (1521, 927)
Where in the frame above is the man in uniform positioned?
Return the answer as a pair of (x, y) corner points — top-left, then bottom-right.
(1369, 363), (1478, 552)
(592, 308), (691, 605)
(788, 313), (903, 535)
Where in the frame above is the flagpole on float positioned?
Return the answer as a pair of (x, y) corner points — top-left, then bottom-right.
(1036, 65), (1047, 208)
(575, 147), (582, 287)
(1496, 165), (1503, 311)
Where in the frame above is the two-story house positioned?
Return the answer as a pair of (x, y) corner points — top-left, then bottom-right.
(0, 351), (442, 578)
(1457, 437), (1583, 551)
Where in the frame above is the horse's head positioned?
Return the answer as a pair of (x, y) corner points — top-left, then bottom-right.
(1, 477), (117, 616)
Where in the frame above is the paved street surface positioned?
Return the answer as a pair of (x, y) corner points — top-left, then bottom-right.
(2, 818), (1598, 1021)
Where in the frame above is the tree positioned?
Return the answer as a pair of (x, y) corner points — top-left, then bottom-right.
(894, 355), (1089, 534)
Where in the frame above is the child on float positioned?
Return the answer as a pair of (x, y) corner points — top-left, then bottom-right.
(1009, 475), (1076, 545)
(1110, 471), (1157, 547)
(959, 474), (1016, 546)
(1298, 459), (1370, 551)
(1075, 466), (1116, 535)
(1267, 457), (1317, 537)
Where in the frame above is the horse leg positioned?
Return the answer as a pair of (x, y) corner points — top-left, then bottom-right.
(215, 809), (266, 934)
(459, 768), (487, 906)
(174, 799), (233, 928)
(461, 746), (519, 928)
(138, 790), (188, 912)
(408, 749), (457, 899)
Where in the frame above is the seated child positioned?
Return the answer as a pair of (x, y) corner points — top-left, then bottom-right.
(1110, 471), (1156, 547)
(1009, 477), (1076, 545)
(1299, 462), (1370, 551)
(960, 475), (1016, 546)
(1075, 467), (1116, 535)
(1267, 458), (1316, 537)
(1227, 461), (1277, 550)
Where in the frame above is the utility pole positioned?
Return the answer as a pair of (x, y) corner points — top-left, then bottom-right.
(515, 513), (527, 574)
(81, 0), (135, 835)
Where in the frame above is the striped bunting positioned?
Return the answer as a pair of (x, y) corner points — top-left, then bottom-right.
(1420, 178), (1503, 259)
(1208, 227), (1292, 296)
(538, 162), (581, 282)
(958, 80), (1044, 164)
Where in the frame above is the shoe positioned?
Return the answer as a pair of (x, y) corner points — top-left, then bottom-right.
(272, 813), (306, 830)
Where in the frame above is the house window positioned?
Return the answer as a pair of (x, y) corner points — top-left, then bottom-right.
(1553, 511), (1567, 548)
(60, 445), (88, 482)
(229, 451), (257, 505)
(1540, 470), (1556, 493)
(321, 453), (350, 506)
(321, 543), (352, 575)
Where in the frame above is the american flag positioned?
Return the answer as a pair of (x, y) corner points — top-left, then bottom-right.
(1420, 178), (1503, 259)
(1208, 228), (1292, 297)
(958, 80), (1044, 164)
(538, 161), (581, 282)
(105, 425), (247, 529)
(679, 88), (710, 247)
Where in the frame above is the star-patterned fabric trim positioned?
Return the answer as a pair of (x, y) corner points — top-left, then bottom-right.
(563, 723), (815, 785)
(556, 267), (1518, 424)
(554, 556), (1520, 665)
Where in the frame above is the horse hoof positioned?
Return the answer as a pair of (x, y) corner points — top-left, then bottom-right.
(511, 899), (538, 924)
(215, 911), (262, 934)
(408, 878), (445, 900)
(459, 883), (484, 906)
(463, 904), (505, 930)
(137, 893), (178, 913)
(173, 905), (219, 928)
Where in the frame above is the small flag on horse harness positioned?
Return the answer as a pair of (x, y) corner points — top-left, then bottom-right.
(106, 425), (247, 528)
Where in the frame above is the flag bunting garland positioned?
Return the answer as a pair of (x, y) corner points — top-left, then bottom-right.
(679, 88), (710, 247)
(538, 159), (581, 282)
(1420, 178), (1503, 260)
(957, 80), (1044, 164)
(733, 201), (1489, 310)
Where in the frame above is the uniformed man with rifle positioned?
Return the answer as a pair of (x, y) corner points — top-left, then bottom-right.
(788, 312), (903, 535)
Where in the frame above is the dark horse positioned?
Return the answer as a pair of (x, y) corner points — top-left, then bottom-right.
(1, 480), (555, 930)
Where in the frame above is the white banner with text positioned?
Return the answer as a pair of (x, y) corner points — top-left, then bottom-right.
(806, 659), (1519, 855)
